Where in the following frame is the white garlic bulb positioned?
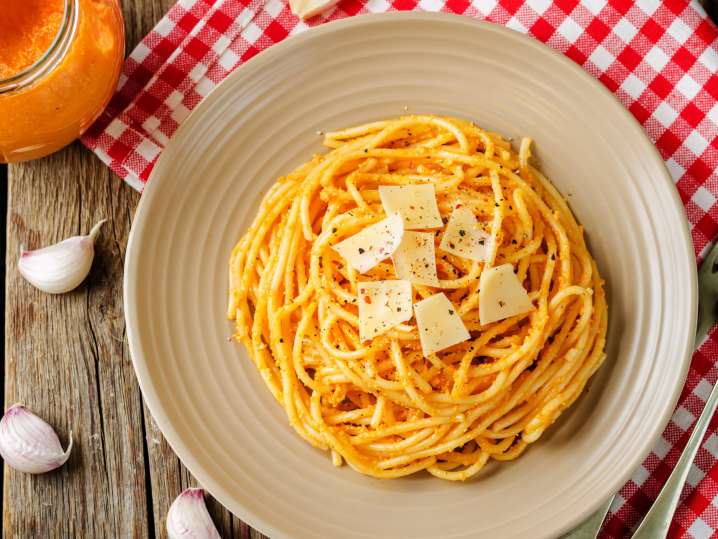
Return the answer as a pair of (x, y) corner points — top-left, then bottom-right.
(18, 219), (106, 294)
(166, 488), (221, 539)
(0, 404), (72, 474)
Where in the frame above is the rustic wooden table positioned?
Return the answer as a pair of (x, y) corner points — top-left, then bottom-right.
(1, 1), (266, 537)
(3, 1), (718, 538)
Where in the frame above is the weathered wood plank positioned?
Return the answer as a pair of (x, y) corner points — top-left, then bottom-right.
(3, 1), (154, 537)
(143, 413), (266, 539)
(119, 1), (264, 537)
(3, 1), (266, 537)
(4, 145), (146, 537)
(704, 0), (718, 22)
(117, 2), (267, 537)
(0, 163), (6, 530)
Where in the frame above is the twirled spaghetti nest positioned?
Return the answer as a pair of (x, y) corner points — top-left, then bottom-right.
(228, 115), (607, 480)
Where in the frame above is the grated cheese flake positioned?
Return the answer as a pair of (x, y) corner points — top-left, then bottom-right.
(332, 213), (403, 273)
(439, 205), (492, 261)
(414, 293), (470, 356)
(378, 184), (442, 229)
(392, 231), (439, 287)
(358, 280), (413, 341)
(479, 264), (533, 325)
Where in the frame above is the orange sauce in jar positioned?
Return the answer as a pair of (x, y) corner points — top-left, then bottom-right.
(0, 0), (65, 78)
(0, 0), (125, 163)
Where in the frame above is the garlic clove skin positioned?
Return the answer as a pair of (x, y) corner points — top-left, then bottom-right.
(288, 0), (339, 19)
(18, 219), (106, 294)
(167, 488), (221, 539)
(0, 404), (72, 474)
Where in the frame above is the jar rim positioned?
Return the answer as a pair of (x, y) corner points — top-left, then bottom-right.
(0, 0), (78, 93)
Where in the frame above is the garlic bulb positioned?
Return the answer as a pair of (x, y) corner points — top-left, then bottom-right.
(18, 219), (106, 294)
(167, 488), (221, 539)
(0, 404), (72, 474)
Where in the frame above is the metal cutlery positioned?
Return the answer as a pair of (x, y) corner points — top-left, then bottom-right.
(564, 240), (718, 539)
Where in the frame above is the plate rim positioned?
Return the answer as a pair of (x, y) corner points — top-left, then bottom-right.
(124, 11), (698, 538)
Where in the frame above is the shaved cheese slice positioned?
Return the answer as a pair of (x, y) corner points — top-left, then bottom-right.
(358, 280), (413, 341)
(479, 264), (533, 325)
(379, 185), (442, 229)
(439, 205), (492, 261)
(392, 231), (439, 286)
(332, 213), (403, 273)
(288, 0), (339, 19)
(414, 293), (470, 357)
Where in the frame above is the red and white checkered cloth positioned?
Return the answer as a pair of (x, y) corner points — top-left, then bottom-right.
(82, 0), (718, 536)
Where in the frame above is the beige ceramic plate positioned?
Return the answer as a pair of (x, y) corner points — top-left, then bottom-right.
(125, 13), (697, 539)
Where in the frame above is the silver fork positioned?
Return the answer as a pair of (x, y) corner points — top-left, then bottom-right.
(563, 241), (718, 539)
(630, 241), (718, 538)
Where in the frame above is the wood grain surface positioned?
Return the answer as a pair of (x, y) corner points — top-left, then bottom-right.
(2, 2), (266, 537)
(6, 2), (716, 538)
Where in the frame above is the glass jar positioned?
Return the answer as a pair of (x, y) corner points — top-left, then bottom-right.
(0, 0), (125, 163)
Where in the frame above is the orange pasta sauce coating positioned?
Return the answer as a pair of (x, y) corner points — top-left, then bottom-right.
(0, 0), (65, 78)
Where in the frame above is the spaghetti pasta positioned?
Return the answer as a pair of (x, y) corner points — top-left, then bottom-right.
(227, 115), (607, 480)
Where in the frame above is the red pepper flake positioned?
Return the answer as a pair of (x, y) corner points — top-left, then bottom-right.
(364, 295), (372, 304)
